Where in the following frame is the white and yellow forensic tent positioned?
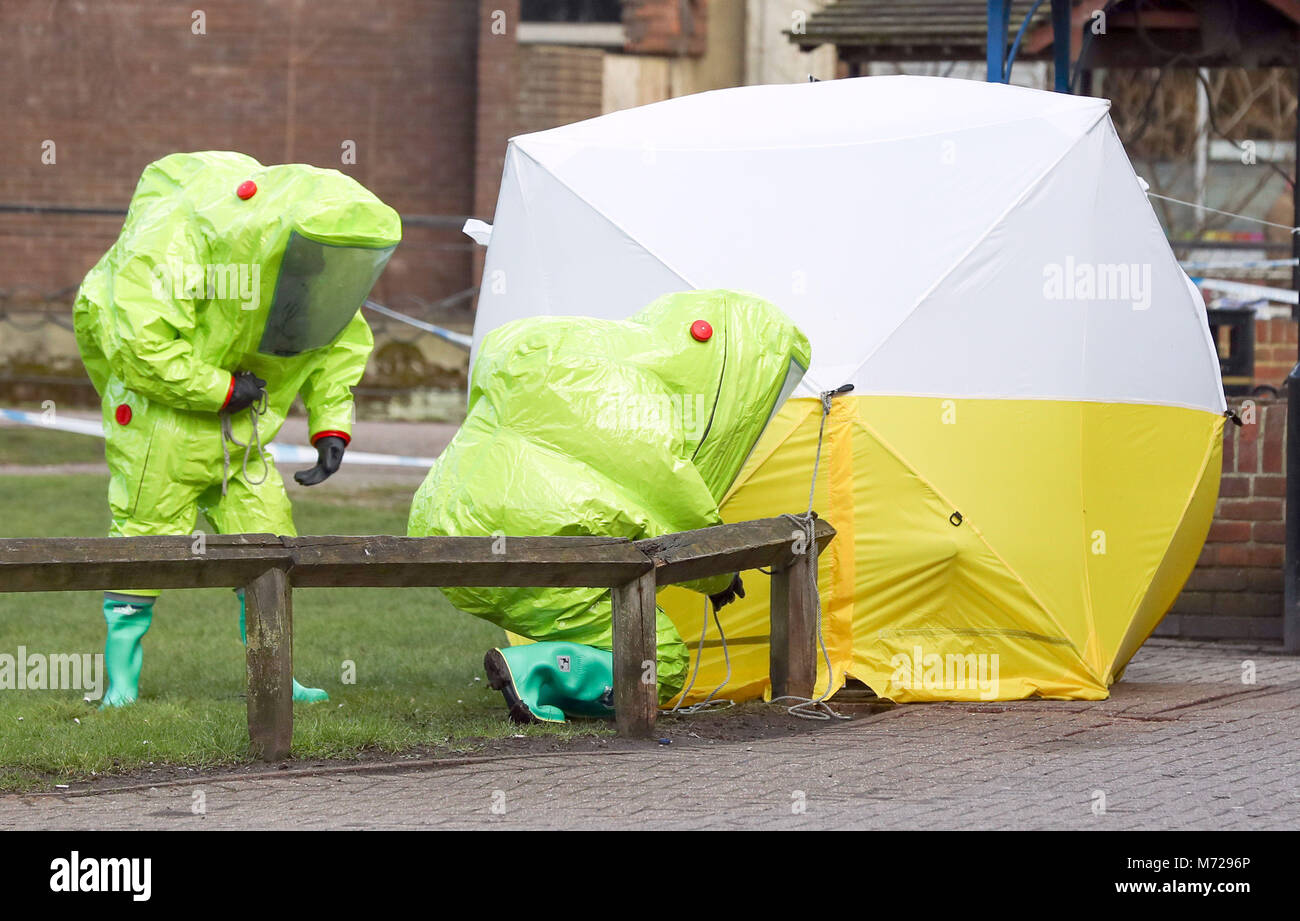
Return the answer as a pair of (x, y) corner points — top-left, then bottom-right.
(470, 76), (1226, 702)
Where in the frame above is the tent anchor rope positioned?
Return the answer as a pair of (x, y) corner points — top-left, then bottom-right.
(1146, 191), (1300, 234)
(666, 597), (736, 715)
(668, 385), (852, 719)
(769, 384), (854, 722)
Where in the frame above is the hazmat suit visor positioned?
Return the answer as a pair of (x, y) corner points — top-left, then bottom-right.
(259, 231), (396, 356)
(765, 358), (806, 431)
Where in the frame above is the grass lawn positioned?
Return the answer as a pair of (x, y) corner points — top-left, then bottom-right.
(0, 466), (607, 790)
(0, 424), (108, 466)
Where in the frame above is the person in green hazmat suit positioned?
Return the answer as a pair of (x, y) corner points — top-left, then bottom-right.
(408, 289), (810, 722)
(73, 151), (400, 708)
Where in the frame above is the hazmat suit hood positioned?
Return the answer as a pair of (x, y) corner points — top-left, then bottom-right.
(632, 290), (811, 502)
(78, 151), (401, 400)
(409, 289), (810, 701)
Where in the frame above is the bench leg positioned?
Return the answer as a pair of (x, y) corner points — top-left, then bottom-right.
(611, 570), (658, 738)
(244, 567), (293, 761)
(770, 546), (817, 700)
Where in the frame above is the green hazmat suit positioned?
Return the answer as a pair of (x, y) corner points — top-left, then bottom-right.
(408, 289), (811, 709)
(73, 150), (400, 705)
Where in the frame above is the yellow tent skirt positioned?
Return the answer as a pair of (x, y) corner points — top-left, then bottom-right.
(660, 394), (1223, 704)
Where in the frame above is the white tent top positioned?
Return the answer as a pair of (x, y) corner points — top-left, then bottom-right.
(473, 76), (1225, 414)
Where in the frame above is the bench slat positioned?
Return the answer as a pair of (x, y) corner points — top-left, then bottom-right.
(0, 517), (836, 757)
(285, 535), (652, 588)
(635, 517), (835, 585)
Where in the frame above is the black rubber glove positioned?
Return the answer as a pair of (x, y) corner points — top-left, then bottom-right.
(224, 371), (267, 413)
(708, 573), (746, 612)
(294, 436), (346, 486)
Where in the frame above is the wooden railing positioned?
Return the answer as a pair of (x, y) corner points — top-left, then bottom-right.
(0, 516), (834, 760)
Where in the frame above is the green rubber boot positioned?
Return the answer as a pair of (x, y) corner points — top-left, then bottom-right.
(101, 595), (154, 709)
(483, 642), (615, 724)
(237, 591), (329, 703)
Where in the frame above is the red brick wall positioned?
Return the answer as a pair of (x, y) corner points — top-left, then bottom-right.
(473, 0), (521, 288)
(1164, 397), (1286, 640)
(1, 0), (480, 319)
(1251, 316), (1297, 391)
(516, 45), (607, 136)
(471, 11), (604, 292)
(476, 1), (521, 223)
(624, 0), (707, 55)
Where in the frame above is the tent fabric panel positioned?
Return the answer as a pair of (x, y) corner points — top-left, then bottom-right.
(1097, 410), (1225, 681)
(1080, 403), (1225, 674)
(857, 117), (1224, 413)
(852, 395), (1093, 658)
(846, 398), (1105, 701)
(517, 115), (1099, 397)
(661, 395), (1219, 704)
(472, 145), (689, 368)
(490, 78), (1220, 413)
(516, 75), (1107, 156)
(1079, 120), (1225, 413)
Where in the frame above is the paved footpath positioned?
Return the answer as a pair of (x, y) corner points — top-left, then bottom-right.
(2, 639), (1297, 830)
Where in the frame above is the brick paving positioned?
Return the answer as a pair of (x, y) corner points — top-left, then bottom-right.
(2, 639), (1297, 830)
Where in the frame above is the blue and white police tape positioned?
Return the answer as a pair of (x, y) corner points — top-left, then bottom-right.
(1180, 257), (1298, 271)
(0, 408), (437, 468)
(1192, 278), (1299, 306)
(363, 300), (473, 349)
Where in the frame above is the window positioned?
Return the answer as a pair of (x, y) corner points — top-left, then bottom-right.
(520, 1), (622, 24)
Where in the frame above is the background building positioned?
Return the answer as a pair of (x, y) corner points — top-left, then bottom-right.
(0, 0), (838, 407)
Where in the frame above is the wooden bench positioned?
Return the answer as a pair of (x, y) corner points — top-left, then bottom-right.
(0, 516), (834, 760)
